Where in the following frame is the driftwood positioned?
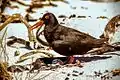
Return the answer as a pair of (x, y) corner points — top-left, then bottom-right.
(0, 14), (35, 41)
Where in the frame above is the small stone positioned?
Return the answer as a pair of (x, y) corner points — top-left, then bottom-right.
(98, 71), (102, 75)
(62, 18), (66, 21)
(79, 71), (84, 75)
(72, 74), (78, 76)
(65, 77), (69, 80)
(77, 16), (86, 18)
(94, 71), (97, 75)
(62, 72), (66, 74)
(69, 14), (76, 19)
(60, 22), (65, 24)
(67, 73), (70, 76)
(58, 15), (67, 18)
(104, 70), (109, 73)
(88, 16), (92, 18)
(14, 50), (20, 56)
(73, 70), (79, 73)
(70, 6), (76, 9)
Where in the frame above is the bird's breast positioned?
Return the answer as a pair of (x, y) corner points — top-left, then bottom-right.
(44, 29), (60, 44)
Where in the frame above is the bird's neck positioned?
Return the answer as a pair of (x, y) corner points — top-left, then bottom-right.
(44, 23), (59, 44)
(44, 22), (59, 32)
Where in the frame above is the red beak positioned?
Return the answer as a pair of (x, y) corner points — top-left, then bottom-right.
(30, 20), (44, 30)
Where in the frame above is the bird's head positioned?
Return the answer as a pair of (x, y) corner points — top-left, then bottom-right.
(30, 13), (58, 30)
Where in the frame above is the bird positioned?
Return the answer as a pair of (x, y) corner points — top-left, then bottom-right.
(100, 15), (120, 43)
(30, 12), (117, 56)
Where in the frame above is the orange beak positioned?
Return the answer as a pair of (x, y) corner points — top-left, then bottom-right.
(30, 20), (44, 30)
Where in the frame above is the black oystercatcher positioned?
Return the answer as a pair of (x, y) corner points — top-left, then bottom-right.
(30, 13), (116, 56)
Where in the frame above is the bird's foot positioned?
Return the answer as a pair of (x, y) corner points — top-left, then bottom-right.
(66, 56), (83, 67)
(75, 59), (83, 67)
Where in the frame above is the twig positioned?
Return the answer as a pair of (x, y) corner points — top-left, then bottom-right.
(0, 27), (9, 62)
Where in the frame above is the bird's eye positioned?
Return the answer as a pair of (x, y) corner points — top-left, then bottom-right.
(45, 15), (49, 19)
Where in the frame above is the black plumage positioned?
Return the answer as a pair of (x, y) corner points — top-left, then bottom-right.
(31, 13), (112, 56)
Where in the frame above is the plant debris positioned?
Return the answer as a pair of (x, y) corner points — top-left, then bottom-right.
(0, 61), (12, 80)
(7, 65), (29, 72)
(112, 69), (120, 76)
(69, 14), (76, 19)
(97, 16), (108, 19)
(77, 16), (86, 18)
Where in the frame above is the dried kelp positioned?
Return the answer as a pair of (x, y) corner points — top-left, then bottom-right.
(7, 65), (29, 72)
(112, 68), (120, 76)
(19, 50), (54, 60)
(0, 61), (12, 80)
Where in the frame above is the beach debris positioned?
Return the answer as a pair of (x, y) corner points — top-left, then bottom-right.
(30, 58), (46, 72)
(16, 58), (30, 64)
(7, 65), (29, 72)
(67, 73), (70, 76)
(69, 14), (76, 19)
(94, 71), (102, 77)
(73, 70), (79, 73)
(58, 15), (67, 18)
(97, 16), (108, 19)
(26, 0), (58, 13)
(77, 16), (86, 18)
(0, 61), (12, 80)
(81, 6), (88, 10)
(79, 71), (84, 75)
(72, 73), (78, 76)
(65, 77), (69, 80)
(14, 50), (20, 56)
(7, 36), (34, 50)
(25, 13), (38, 21)
(112, 68), (120, 76)
(19, 50), (54, 60)
(0, 14), (35, 42)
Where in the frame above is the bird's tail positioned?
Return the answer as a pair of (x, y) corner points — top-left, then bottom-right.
(111, 42), (120, 50)
(87, 42), (120, 55)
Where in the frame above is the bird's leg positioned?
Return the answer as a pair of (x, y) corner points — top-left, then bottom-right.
(67, 56), (75, 64)
(65, 56), (83, 67)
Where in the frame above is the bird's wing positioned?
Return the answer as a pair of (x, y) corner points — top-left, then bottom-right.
(51, 40), (72, 48)
(51, 40), (73, 54)
(59, 27), (104, 48)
